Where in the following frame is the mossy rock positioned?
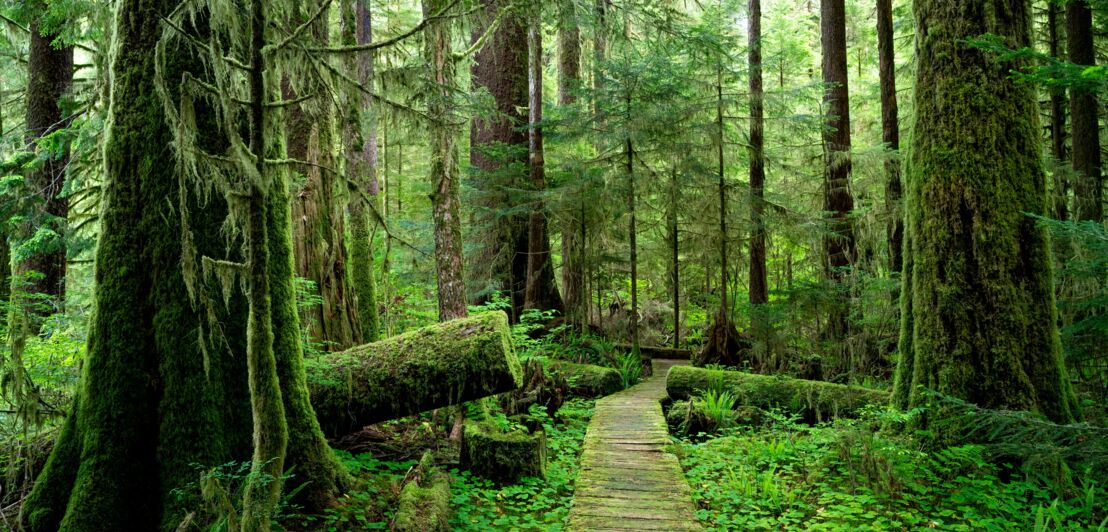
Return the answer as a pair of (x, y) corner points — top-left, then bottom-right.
(459, 420), (546, 483)
(393, 471), (451, 532)
(548, 361), (622, 398)
(666, 366), (890, 423)
(307, 311), (523, 436)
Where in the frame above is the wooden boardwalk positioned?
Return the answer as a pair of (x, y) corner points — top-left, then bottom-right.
(567, 359), (701, 531)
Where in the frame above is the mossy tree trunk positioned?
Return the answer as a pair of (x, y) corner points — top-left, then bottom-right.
(891, 0), (1078, 423)
(424, 0), (468, 321)
(1047, 2), (1068, 222)
(21, 2), (345, 529)
(748, 0), (772, 369)
(345, 0), (382, 342)
(558, 0), (587, 328)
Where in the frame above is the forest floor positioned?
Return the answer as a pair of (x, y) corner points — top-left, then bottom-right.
(566, 359), (700, 531)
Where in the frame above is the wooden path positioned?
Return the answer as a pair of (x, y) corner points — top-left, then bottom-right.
(567, 359), (701, 531)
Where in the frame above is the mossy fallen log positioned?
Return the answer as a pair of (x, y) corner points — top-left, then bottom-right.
(459, 420), (545, 483)
(615, 343), (695, 360)
(306, 312), (523, 436)
(394, 453), (450, 532)
(666, 366), (890, 422)
(548, 361), (622, 397)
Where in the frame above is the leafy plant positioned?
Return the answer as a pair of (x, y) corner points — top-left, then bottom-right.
(614, 352), (642, 389)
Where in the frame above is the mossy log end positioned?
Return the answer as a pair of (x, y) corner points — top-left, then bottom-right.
(666, 366), (890, 422)
(549, 361), (622, 397)
(615, 343), (694, 360)
(394, 472), (451, 532)
(459, 420), (546, 484)
(307, 311), (523, 436)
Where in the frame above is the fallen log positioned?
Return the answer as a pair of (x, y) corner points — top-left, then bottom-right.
(666, 366), (890, 422)
(615, 343), (695, 360)
(307, 311), (523, 436)
(548, 361), (622, 397)
(394, 453), (451, 532)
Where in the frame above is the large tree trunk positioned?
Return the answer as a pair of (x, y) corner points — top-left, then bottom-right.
(877, 0), (902, 275)
(470, 0), (530, 321)
(286, 4), (359, 350)
(1068, 0), (1101, 222)
(558, 0), (586, 327)
(346, 0), (382, 342)
(308, 312), (521, 436)
(21, 3), (345, 529)
(1048, 2), (1068, 221)
(425, 0), (467, 321)
(524, 4), (565, 313)
(820, 0), (856, 358)
(891, 0), (1077, 424)
(18, 18), (73, 312)
(748, 0), (768, 308)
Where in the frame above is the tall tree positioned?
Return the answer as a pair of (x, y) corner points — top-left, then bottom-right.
(345, 0), (382, 341)
(748, 0), (771, 366)
(1067, 0), (1101, 222)
(1047, 1), (1068, 221)
(19, 8), (73, 309)
(558, 0), (587, 327)
(820, 0), (856, 349)
(21, 2), (346, 529)
(877, 0), (902, 276)
(892, 0), (1077, 423)
(426, 0), (467, 321)
(471, 0), (530, 320)
(286, 2), (360, 349)
(524, 1), (565, 312)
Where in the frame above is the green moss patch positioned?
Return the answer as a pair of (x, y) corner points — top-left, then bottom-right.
(549, 361), (622, 398)
(459, 420), (546, 484)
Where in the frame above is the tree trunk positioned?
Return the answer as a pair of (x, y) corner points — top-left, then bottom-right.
(558, 0), (586, 327)
(286, 4), (359, 350)
(345, 0), (382, 342)
(471, 0), (529, 321)
(19, 18), (73, 312)
(1068, 0), (1101, 222)
(21, 2), (344, 529)
(820, 0), (856, 350)
(1048, 2), (1068, 221)
(426, 0), (467, 321)
(892, 0), (1077, 423)
(748, 0), (768, 308)
(877, 0), (902, 275)
(668, 167), (680, 349)
(625, 96), (639, 355)
(308, 312), (521, 435)
(524, 4), (565, 313)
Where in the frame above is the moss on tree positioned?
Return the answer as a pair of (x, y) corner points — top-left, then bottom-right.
(892, 0), (1077, 423)
(459, 419), (545, 483)
(307, 311), (523, 435)
(548, 360), (622, 397)
(666, 366), (889, 422)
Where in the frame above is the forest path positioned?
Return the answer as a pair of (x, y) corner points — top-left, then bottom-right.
(566, 359), (702, 531)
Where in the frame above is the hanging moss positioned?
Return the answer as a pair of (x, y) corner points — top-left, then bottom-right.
(666, 366), (889, 423)
(307, 311), (523, 435)
(893, 0), (1077, 423)
(459, 420), (545, 484)
(548, 361), (622, 397)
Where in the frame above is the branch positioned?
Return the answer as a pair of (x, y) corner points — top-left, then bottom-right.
(306, 0), (466, 54)
(266, 0), (333, 54)
(160, 16), (254, 72)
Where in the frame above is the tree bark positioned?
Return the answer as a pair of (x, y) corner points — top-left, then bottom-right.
(558, 0), (587, 326)
(877, 0), (902, 275)
(820, 0), (856, 347)
(1048, 1), (1068, 221)
(471, 0), (530, 321)
(892, 0), (1077, 424)
(524, 4), (565, 313)
(20, 18), (73, 311)
(748, 0), (768, 307)
(426, 0), (468, 321)
(1068, 0), (1101, 222)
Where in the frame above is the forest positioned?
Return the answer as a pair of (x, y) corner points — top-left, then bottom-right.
(0, 0), (1106, 530)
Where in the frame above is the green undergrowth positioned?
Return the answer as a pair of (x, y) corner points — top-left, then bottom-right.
(448, 398), (595, 530)
(293, 452), (417, 530)
(676, 410), (1108, 531)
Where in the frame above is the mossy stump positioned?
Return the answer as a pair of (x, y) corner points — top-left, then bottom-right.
(459, 420), (546, 483)
(666, 365), (889, 422)
(394, 474), (451, 531)
(307, 311), (523, 436)
(549, 361), (622, 398)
